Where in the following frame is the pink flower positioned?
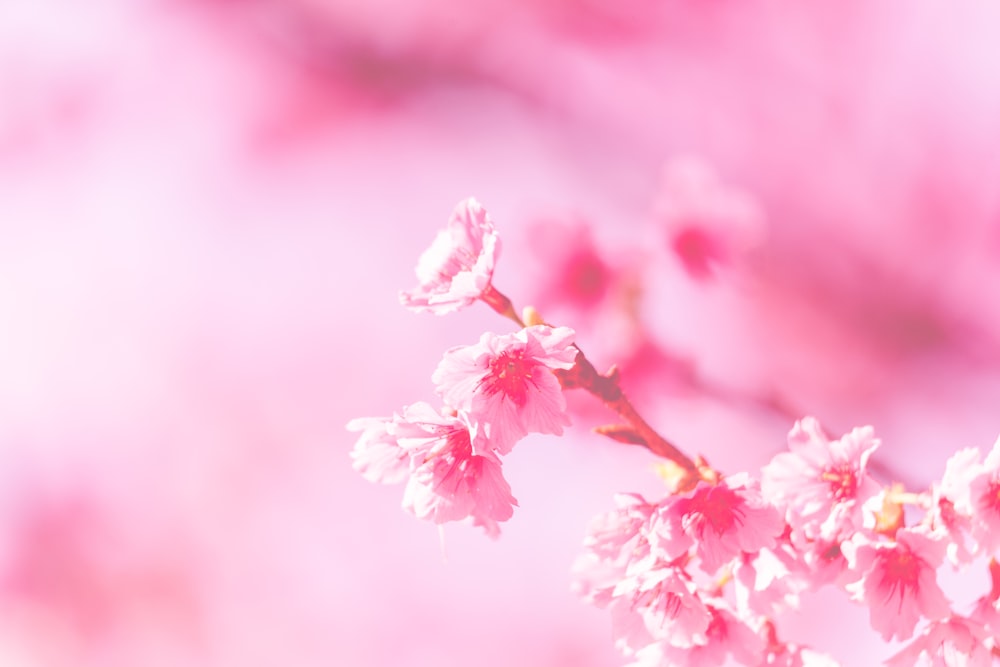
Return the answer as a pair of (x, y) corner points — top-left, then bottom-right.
(732, 543), (805, 617)
(348, 402), (517, 535)
(653, 156), (765, 281)
(432, 325), (577, 455)
(572, 493), (661, 609)
(523, 217), (615, 314)
(608, 564), (711, 653)
(970, 559), (1000, 638)
(399, 197), (501, 314)
(960, 437), (1000, 555)
(885, 616), (993, 667)
(347, 414), (410, 484)
(929, 438), (1000, 558)
(653, 598), (767, 667)
(842, 528), (950, 642)
(663, 473), (785, 573)
(790, 535), (856, 590)
(761, 418), (882, 543)
(395, 403), (517, 532)
(928, 447), (980, 564)
(581, 493), (659, 563)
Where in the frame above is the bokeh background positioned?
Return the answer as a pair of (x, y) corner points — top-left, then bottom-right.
(3, 1), (1000, 665)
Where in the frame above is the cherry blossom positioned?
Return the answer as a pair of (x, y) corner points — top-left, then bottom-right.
(432, 325), (577, 455)
(930, 439), (1000, 559)
(572, 493), (661, 609)
(349, 402), (518, 534)
(961, 437), (1000, 556)
(761, 418), (882, 543)
(969, 559), (1000, 637)
(927, 447), (980, 564)
(653, 598), (767, 667)
(357, 196), (1000, 665)
(663, 473), (784, 573)
(347, 414), (410, 484)
(653, 156), (765, 281)
(579, 493), (659, 563)
(523, 218), (615, 314)
(842, 528), (950, 641)
(732, 543), (804, 617)
(885, 616), (993, 667)
(400, 197), (501, 314)
(790, 535), (855, 590)
(396, 403), (517, 531)
(608, 564), (711, 653)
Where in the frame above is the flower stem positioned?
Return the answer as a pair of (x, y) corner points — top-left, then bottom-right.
(484, 285), (700, 486)
(571, 351), (700, 482)
(480, 285), (524, 327)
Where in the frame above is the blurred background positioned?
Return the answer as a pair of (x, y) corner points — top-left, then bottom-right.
(3, 1), (1000, 665)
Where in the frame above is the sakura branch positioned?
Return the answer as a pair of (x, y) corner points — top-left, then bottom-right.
(348, 197), (1000, 666)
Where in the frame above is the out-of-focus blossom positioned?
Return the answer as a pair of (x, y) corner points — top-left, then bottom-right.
(400, 197), (501, 315)
(432, 325), (577, 455)
(0, 463), (208, 667)
(653, 156), (765, 281)
(522, 218), (617, 315)
(11, 0), (1000, 665)
(519, 216), (699, 411)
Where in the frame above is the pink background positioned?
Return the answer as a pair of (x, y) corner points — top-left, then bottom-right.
(2, 1), (1000, 665)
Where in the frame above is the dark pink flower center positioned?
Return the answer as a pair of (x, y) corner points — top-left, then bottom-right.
(983, 479), (1000, 514)
(444, 426), (473, 458)
(682, 486), (745, 536)
(877, 546), (921, 608)
(423, 425), (476, 489)
(884, 550), (918, 582)
(636, 582), (684, 625)
(558, 250), (610, 306)
(821, 463), (859, 501)
(704, 608), (727, 642)
(820, 542), (842, 562)
(483, 349), (535, 406)
(672, 226), (725, 279)
(937, 498), (958, 528)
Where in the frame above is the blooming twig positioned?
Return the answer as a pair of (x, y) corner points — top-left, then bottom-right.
(351, 197), (1000, 666)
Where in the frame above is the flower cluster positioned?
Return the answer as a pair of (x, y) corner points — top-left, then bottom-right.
(572, 418), (1000, 666)
(349, 198), (1000, 664)
(350, 198), (577, 535)
(571, 478), (787, 666)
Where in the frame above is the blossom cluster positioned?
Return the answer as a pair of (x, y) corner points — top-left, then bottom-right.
(574, 418), (1000, 666)
(349, 198), (578, 535)
(349, 198), (1000, 665)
